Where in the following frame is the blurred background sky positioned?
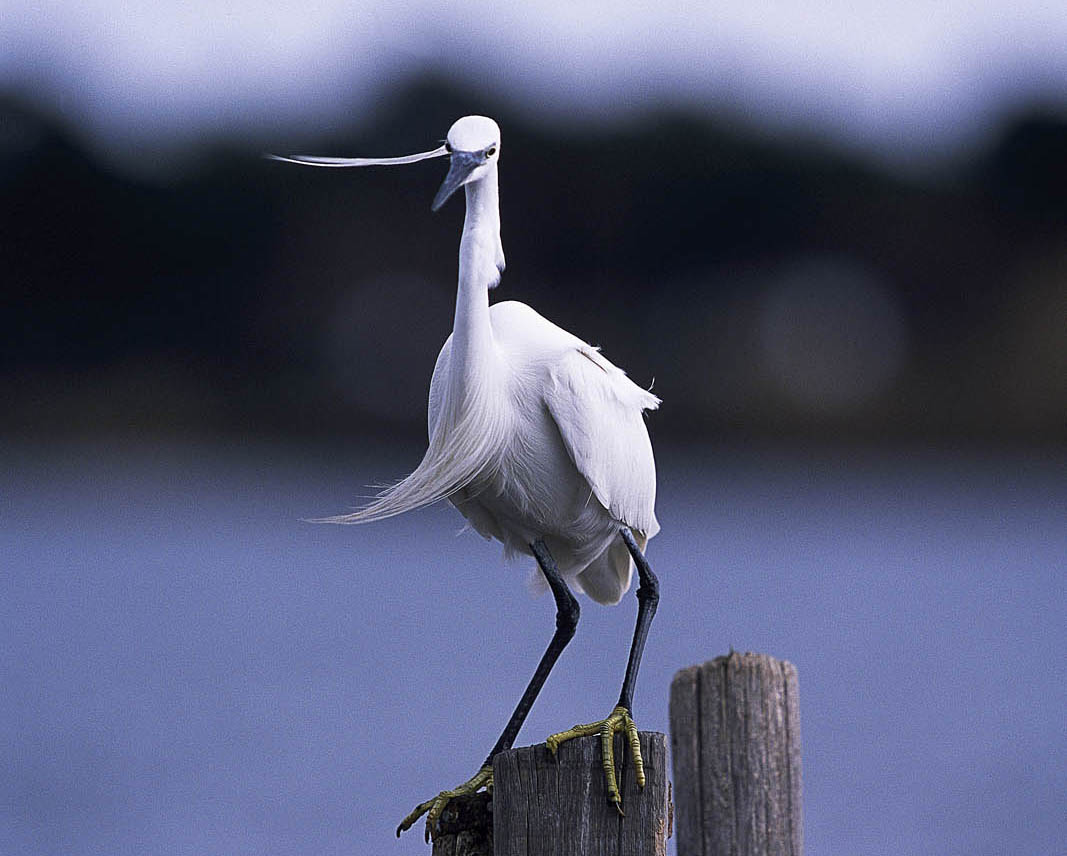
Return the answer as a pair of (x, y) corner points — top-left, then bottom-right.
(2, 3), (1065, 855)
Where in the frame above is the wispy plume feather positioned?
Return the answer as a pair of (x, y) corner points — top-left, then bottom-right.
(316, 381), (509, 524)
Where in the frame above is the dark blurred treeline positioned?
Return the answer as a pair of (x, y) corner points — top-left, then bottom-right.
(2, 80), (1065, 443)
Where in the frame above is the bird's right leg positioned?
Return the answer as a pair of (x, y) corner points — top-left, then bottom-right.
(396, 539), (579, 841)
(545, 527), (659, 814)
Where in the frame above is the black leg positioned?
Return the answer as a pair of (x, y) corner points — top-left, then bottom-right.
(616, 528), (660, 713)
(483, 539), (580, 764)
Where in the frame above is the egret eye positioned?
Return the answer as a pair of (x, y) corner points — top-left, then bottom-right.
(444, 142), (452, 153)
(485, 146), (496, 158)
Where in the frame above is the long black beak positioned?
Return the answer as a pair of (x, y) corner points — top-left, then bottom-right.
(431, 151), (482, 212)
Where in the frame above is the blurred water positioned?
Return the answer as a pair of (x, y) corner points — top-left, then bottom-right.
(2, 439), (1064, 856)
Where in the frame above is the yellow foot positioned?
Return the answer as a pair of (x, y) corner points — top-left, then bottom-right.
(395, 764), (493, 843)
(545, 705), (645, 814)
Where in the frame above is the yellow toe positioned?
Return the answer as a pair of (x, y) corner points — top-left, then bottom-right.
(396, 765), (493, 842)
(545, 705), (646, 809)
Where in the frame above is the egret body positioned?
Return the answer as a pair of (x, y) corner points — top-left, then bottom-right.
(270, 116), (661, 840)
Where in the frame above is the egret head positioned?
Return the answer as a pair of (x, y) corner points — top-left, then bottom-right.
(432, 116), (501, 211)
(267, 114), (500, 211)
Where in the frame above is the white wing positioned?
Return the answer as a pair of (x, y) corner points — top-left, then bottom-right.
(543, 346), (661, 539)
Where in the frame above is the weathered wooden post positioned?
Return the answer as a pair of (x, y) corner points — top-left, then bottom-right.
(490, 732), (668, 855)
(431, 792), (493, 856)
(427, 733), (669, 855)
(428, 732), (668, 855)
(670, 652), (803, 856)
(494, 732), (670, 856)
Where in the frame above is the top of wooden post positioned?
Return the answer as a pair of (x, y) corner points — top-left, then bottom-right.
(670, 651), (803, 856)
(494, 731), (670, 856)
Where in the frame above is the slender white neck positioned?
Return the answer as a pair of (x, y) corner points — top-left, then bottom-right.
(451, 166), (503, 395)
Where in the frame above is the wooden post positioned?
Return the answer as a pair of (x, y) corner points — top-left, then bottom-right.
(431, 791), (493, 856)
(670, 652), (803, 856)
(493, 732), (671, 856)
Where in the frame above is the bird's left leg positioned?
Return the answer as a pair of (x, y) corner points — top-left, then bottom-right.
(396, 538), (579, 841)
(545, 527), (659, 813)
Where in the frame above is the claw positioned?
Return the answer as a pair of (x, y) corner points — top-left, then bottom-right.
(396, 765), (493, 842)
(545, 705), (645, 811)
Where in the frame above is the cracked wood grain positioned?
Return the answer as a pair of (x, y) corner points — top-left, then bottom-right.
(670, 652), (803, 856)
(493, 732), (670, 856)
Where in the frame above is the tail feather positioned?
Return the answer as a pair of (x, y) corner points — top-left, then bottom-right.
(575, 537), (636, 605)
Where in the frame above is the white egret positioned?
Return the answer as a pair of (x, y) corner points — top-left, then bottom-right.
(270, 115), (661, 841)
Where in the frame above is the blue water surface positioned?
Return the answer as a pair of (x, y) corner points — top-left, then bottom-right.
(3, 439), (1064, 856)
